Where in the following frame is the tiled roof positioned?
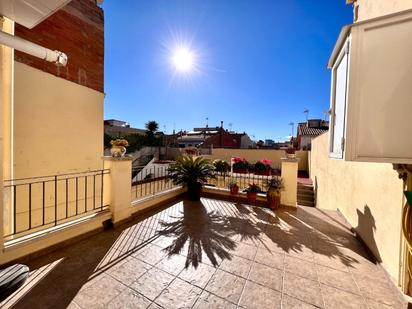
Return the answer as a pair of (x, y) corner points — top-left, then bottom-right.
(298, 123), (328, 136)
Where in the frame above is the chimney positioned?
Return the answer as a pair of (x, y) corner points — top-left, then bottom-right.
(220, 121), (224, 128)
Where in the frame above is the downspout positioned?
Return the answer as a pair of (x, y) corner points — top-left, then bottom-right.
(0, 30), (67, 66)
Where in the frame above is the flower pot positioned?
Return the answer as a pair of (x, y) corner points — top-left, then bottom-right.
(267, 191), (281, 210)
(246, 192), (257, 203)
(110, 145), (126, 157)
(187, 182), (202, 201)
(234, 169), (247, 174)
(255, 170), (270, 176)
(286, 153), (296, 159)
(230, 185), (239, 195)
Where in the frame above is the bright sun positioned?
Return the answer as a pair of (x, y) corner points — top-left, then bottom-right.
(172, 47), (195, 72)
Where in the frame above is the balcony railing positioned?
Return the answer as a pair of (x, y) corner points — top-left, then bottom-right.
(3, 169), (110, 239)
(206, 170), (280, 193)
(131, 166), (179, 201)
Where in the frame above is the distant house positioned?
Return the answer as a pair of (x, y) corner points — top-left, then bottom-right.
(177, 121), (254, 148)
(296, 119), (328, 150)
(104, 119), (146, 138)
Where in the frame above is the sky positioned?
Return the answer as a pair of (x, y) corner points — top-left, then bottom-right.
(102, 0), (353, 141)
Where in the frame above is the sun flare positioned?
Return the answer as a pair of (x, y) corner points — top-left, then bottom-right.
(171, 47), (195, 73)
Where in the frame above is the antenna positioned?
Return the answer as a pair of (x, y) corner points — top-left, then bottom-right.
(205, 117), (209, 127)
(303, 109), (309, 121)
(288, 122), (295, 137)
(323, 109), (329, 121)
(229, 123), (233, 132)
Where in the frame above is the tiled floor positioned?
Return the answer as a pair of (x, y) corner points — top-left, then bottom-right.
(0, 198), (407, 308)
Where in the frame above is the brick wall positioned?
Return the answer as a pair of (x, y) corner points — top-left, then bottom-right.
(14, 0), (104, 93)
(202, 130), (243, 148)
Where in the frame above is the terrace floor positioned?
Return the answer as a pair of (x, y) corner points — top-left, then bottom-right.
(1, 197), (407, 309)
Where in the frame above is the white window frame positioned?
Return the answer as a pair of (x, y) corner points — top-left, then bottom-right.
(329, 38), (350, 159)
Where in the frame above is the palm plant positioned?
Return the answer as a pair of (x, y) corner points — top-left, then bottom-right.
(168, 156), (216, 200)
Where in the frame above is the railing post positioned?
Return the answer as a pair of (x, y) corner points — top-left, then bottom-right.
(103, 156), (133, 225)
(281, 157), (299, 207)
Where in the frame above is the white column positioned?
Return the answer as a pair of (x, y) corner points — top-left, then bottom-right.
(281, 158), (299, 207)
(103, 156), (133, 224)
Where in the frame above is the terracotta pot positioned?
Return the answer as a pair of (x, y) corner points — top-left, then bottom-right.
(267, 191), (281, 210)
(230, 185), (239, 195)
(247, 192), (257, 203)
(255, 170), (270, 176)
(110, 145), (126, 157)
(234, 169), (247, 174)
(187, 182), (202, 201)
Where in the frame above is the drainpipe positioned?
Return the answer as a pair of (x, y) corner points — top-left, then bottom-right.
(0, 30), (67, 66)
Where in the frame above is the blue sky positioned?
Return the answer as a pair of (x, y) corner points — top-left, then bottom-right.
(102, 0), (352, 141)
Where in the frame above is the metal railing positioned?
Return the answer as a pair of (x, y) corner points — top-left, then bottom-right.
(3, 169), (110, 238)
(206, 170), (280, 193)
(131, 166), (178, 201)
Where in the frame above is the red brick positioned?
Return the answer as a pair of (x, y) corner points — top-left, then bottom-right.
(14, 0), (104, 93)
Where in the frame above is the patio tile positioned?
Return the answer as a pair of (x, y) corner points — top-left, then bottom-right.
(147, 303), (163, 309)
(178, 262), (217, 288)
(205, 269), (246, 304)
(321, 284), (367, 309)
(133, 243), (167, 266)
(281, 294), (319, 309)
(313, 251), (351, 272)
(73, 274), (126, 309)
(155, 253), (186, 276)
(106, 287), (152, 309)
(232, 242), (258, 260)
(285, 244), (315, 262)
(283, 273), (324, 308)
(105, 256), (152, 285)
(239, 281), (282, 309)
(219, 255), (253, 278)
(193, 291), (237, 309)
(4, 199), (407, 309)
(130, 268), (174, 301)
(254, 247), (285, 270)
(317, 264), (360, 295)
(284, 255), (317, 281)
(248, 262), (283, 292)
(355, 276), (404, 307)
(155, 277), (202, 309)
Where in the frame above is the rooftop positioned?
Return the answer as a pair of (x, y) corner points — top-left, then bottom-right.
(1, 197), (406, 308)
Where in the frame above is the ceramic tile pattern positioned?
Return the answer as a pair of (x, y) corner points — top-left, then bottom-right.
(0, 198), (407, 308)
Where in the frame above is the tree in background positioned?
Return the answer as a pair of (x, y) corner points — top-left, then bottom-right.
(145, 120), (159, 146)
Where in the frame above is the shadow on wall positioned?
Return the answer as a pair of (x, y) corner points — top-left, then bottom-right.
(355, 205), (382, 263)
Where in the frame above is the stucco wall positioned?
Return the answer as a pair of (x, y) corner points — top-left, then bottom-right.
(13, 62), (104, 178)
(354, 0), (412, 21)
(203, 148), (309, 171)
(310, 132), (404, 282)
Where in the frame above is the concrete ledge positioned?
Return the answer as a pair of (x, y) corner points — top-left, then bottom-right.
(202, 186), (268, 207)
(0, 210), (111, 266)
(102, 155), (133, 161)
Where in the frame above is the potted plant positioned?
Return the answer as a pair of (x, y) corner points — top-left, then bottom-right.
(266, 176), (284, 210)
(168, 156), (215, 201)
(254, 159), (272, 176)
(285, 147), (296, 159)
(228, 181), (239, 195)
(232, 157), (249, 174)
(245, 183), (261, 203)
(213, 159), (230, 177)
(110, 139), (129, 157)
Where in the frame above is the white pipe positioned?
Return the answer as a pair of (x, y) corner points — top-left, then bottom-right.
(0, 30), (67, 66)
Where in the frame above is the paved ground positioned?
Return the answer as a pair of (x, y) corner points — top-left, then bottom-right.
(1, 197), (407, 308)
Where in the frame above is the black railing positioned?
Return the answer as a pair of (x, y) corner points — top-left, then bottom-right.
(131, 166), (178, 200)
(206, 170), (280, 193)
(3, 169), (110, 238)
